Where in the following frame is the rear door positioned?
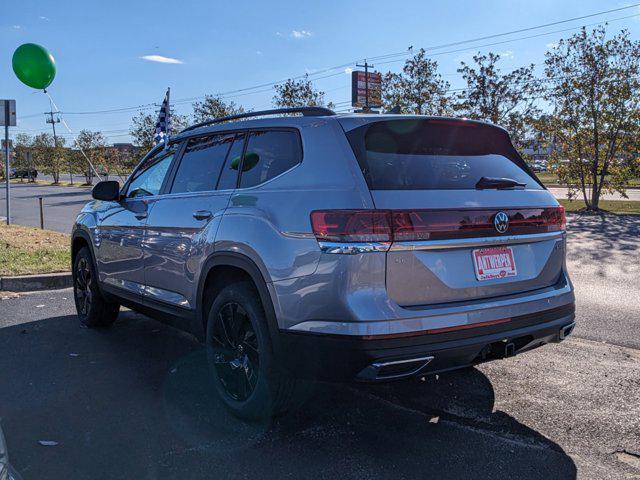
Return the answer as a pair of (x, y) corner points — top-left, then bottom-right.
(342, 118), (565, 307)
(142, 132), (244, 311)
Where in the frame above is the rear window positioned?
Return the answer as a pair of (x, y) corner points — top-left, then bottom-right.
(345, 119), (542, 190)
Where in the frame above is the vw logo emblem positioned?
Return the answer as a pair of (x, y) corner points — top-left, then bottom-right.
(494, 212), (509, 234)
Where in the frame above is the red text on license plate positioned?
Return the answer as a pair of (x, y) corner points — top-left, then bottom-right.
(472, 247), (517, 281)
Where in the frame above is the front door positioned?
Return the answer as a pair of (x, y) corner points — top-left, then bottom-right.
(95, 145), (177, 300)
(143, 132), (244, 311)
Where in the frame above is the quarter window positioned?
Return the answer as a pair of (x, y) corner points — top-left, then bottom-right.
(171, 133), (235, 193)
(239, 130), (302, 188)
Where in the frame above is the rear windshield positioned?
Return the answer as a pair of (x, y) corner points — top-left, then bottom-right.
(345, 119), (542, 190)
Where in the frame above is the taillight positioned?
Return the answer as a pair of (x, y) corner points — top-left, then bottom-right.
(310, 210), (392, 242)
(543, 206), (566, 231)
(311, 207), (566, 243)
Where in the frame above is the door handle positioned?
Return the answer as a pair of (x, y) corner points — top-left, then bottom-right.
(193, 210), (212, 221)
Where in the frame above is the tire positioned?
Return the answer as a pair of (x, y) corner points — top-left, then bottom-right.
(73, 246), (119, 327)
(206, 281), (295, 421)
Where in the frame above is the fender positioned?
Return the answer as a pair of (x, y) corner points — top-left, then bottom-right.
(197, 251), (282, 352)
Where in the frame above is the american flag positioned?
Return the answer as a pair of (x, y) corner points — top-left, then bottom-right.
(153, 88), (171, 146)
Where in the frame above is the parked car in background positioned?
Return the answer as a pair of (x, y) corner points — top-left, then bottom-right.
(71, 108), (575, 420)
(10, 167), (38, 180)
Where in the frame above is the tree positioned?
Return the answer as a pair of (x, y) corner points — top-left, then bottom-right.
(13, 134), (35, 182)
(130, 111), (189, 161)
(382, 49), (451, 115)
(75, 130), (107, 185)
(455, 52), (542, 147)
(105, 146), (137, 182)
(273, 75), (333, 108)
(192, 95), (244, 123)
(32, 133), (66, 184)
(542, 27), (640, 210)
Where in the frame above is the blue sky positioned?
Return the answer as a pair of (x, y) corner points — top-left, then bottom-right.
(2, 0), (640, 144)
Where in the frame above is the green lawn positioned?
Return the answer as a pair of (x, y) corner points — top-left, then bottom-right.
(559, 198), (640, 215)
(0, 224), (70, 276)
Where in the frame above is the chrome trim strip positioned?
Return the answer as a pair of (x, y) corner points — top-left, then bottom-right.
(389, 231), (564, 251)
(281, 231), (316, 239)
(144, 285), (191, 308)
(318, 241), (391, 254)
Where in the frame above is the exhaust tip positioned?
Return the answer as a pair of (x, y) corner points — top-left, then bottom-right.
(559, 321), (576, 340)
(357, 356), (434, 382)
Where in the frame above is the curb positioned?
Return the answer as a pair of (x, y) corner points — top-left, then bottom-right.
(0, 272), (73, 292)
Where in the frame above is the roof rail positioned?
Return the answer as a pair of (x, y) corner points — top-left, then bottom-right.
(180, 106), (335, 133)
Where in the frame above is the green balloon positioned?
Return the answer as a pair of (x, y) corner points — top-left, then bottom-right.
(12, 43), (56, 90)
(230, 152), (260, 172)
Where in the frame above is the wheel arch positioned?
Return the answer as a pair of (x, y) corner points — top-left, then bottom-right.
(197, 252), (281, 350)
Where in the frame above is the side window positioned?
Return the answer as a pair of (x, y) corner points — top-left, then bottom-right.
(216, 133), (246, 190)
(125, 146), (177, 198)
(239, 130), (302, 188)
(171, 133), (235, 193)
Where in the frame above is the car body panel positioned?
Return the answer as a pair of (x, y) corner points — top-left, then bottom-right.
(142, 189), (232, 309)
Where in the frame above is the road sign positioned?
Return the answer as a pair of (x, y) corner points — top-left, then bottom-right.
(351, 71), (382, 108)
(0, 100), (17, 127)
(1, 139), (13, 151)
(2, 100), (15, 225)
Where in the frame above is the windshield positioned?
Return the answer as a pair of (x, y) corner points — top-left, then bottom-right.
(345, 119), (543, 190)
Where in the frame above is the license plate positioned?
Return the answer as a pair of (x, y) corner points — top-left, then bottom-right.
(472, 247), (517, 281)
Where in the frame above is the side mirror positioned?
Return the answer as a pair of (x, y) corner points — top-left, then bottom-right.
(92, 180), (121, 201)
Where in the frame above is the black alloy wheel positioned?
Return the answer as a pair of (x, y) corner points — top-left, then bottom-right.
(210, 301), (260, 401)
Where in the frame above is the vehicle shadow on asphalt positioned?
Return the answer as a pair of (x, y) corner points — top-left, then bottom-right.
(0, 311), (577, 480)
(567, 214), (640, 277)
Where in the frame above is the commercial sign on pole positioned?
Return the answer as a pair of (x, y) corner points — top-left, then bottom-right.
(351, 70), (382, 109)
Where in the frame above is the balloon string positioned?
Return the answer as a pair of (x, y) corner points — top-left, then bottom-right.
(43, 91), (103, 182)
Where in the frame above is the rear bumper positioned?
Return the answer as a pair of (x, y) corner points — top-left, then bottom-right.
(277, 303), (575, 382)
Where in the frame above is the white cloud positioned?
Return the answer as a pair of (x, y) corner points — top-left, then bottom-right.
(140, 55), (183, 64)
(275, 31), (283, 37)
(256, 50), (262, 55)
(12, 25), (22, 30)
(344, 67), (353, 74)
(290, 29), (312, 39)
(39, 16), (50, 21)
(499, 50), (514, 59)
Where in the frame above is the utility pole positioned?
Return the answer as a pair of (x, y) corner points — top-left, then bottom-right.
(356, 60), (374, 112)
(45, 110), (70, 184)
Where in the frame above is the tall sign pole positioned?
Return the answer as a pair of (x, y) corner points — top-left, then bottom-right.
(1, 100), (16, 225)
(352, 64), (381, 113)
(356, 61), (374, 111)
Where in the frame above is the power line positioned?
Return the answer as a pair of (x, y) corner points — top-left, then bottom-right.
(20, 4), (640, 120)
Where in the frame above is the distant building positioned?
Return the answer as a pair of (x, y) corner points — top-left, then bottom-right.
(522, 141), (554, 163)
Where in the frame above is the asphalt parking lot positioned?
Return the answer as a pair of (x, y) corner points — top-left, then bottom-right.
(1, 210), (639, 479)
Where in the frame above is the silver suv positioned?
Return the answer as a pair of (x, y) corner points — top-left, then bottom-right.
(71, 107), (575, 419)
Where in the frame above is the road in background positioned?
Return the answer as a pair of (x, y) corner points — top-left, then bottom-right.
(547, 186), (640, 201)
(0, 183), (91, 233)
